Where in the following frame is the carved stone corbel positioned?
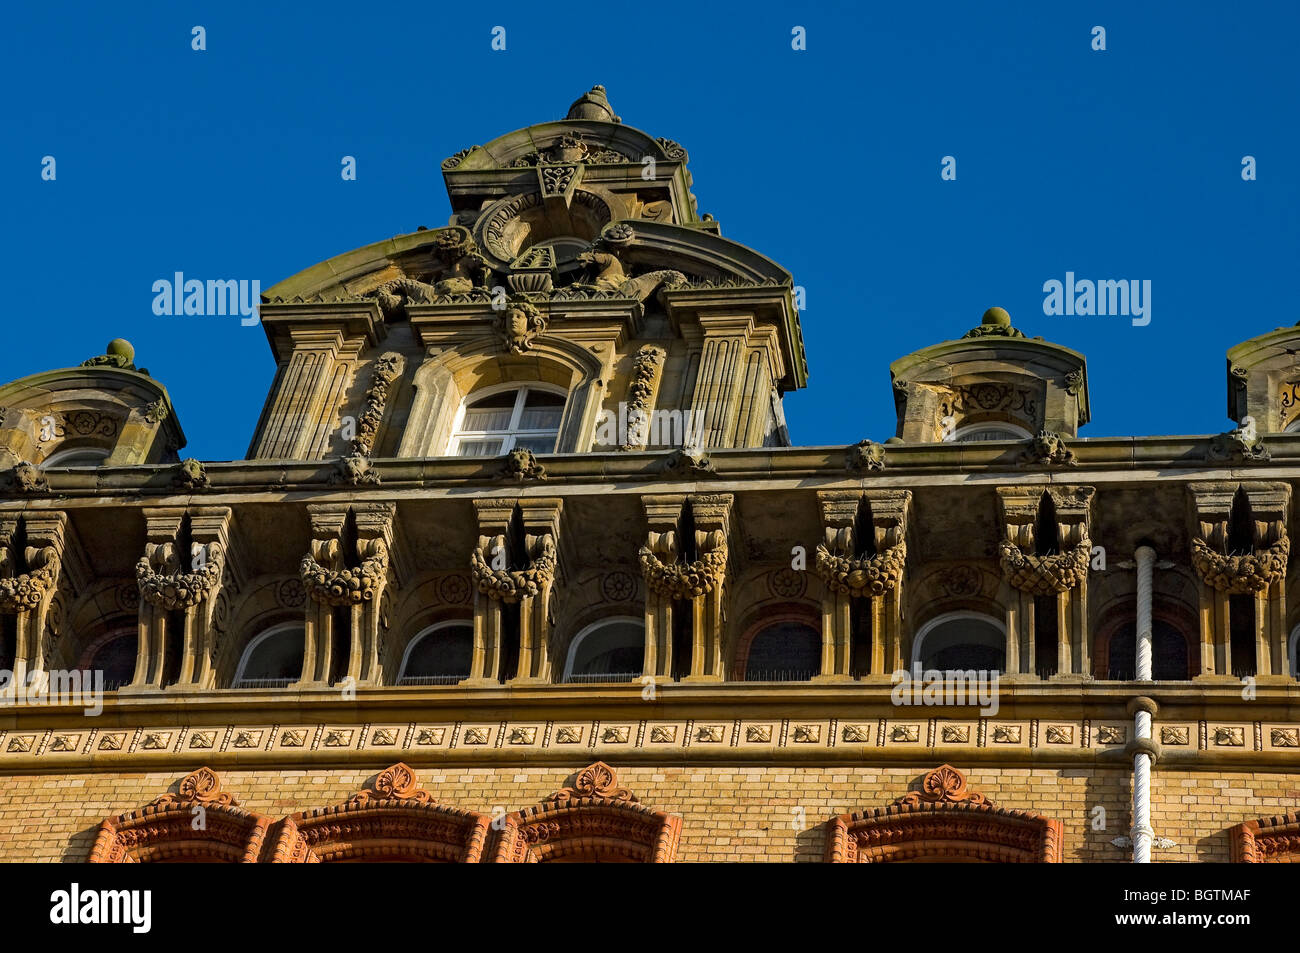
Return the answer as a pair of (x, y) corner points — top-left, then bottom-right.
(298, 502), (396, 688)
(0, 512), (69, 693)
(996, 486), (1094, 677)
(638, 493), (732, 681)
(466, 498), (564, 684)
(1187, 481), (1291, 678)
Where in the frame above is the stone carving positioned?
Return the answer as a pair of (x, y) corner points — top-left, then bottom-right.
(330, 453), (381, 486)
(80, 339), (139, 370)
(1161, 726), (1190, 745)
(148, 767), (238, 809)
(660, 448), (713, 476)
(814, 539), (906, 599)
(600, 726), (630, 744)
(470, 533), (556, 603)
(0, 542), (58, 613)
(1271, 728), (1299, 748)
(767, 567), (806, 599)
(352, 353), (404, 457)
(621, 345), (665, 450)
(98, 734), (124, 751)
(371, 728), (397, 745)
(3, 462), (49, 495)
(845, 440), (886, 472)
(998, 537), (1091, 595)
(461, 727), (489, 744)
(548, 761), (636, 805)
(497, 296), (548, 354)
(143, 399), (168, 424)
(414, 728), (444, 745)
(793, 724), (821, 743)
(345, 763), (434, 807)
(941, 725), (970, 744)
(569, 248), (686, 305)
(601, 570), (635, 602)
(189, 732), (216, 749)
(1097, 725), (1126, 744)
(1020, 430), (1076, 467)
(276, 577), (306, 608)
(300, 538), (389, 606)
(508, 727), (537, 745)
(655, 137), (688, 161)
(696, 725), (723, 743)
(993, 725), (1022, 744)
(509, 132), (631, 168)
(746, 725), (772, 743)
(172, 458), (210, 491)
(940, 383), (1037, 422)
(1190, 536), (1288, 594)
(324, 728), (354, 746)
(842, 724), (870, 743)
(1214, 726), (1245, 747)
(639, 531), (727, 600)
(507, 246), (556, 294)
(961, 308), (1025, 339)
(441, 147), (472, 170)
(932, 564), (984, 598)
(554, 726), (582, 744)
(137, 540), (224, 610)
(539, 164), (577, 196)
(1045, 725), (1074, 744)
(1207, 418), (1269, 463)
(895, 764), (990, 807)
(50, 734), (79, 752)
(891, 724), (920, 742)
(651, 725), (677, 743)
(501, 448), (546, 481)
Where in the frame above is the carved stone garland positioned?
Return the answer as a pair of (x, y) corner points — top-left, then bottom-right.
(136, 541), (225, 610)
(998, 537), (1092, 595)
(622, 345), (665, 451)
(1190, 536), (1289, 594)
(0, 546), (58, 612)
(470, 534), (557, 603)
(814, 540), (906, 598)
(638, 532), (727, 600)
(352, 352), (404, 456)
(300, 539), (389, 605)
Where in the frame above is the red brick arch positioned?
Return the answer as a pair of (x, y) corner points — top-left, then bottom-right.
(1231, 812), (1300, 862)
(88, 767), (270, 863)
(494, 762), (681, 863)
(825, 765), (1063, 863)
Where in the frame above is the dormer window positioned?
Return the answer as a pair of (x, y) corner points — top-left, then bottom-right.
(945, 422), (1032, 443)
(449, 386), (566, 457)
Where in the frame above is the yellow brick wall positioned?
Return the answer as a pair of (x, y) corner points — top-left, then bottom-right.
(0, 766), (1294, 862)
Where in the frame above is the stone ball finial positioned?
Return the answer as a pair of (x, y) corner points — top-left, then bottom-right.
(982, 307), (1011, 327)
(106, 338), (135, 363)
(566, 85), (620, 123)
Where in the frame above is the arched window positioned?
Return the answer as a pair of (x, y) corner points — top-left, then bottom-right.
(1287, 625), (1300, 679)
(233, 623), (304, 689)
(398, 622), (473, 685)
(563, 618), (644, 683)
(41, 447), (110, 467)
(945, 423), (1032, 443)
(1104, 619), (1191, 680)
(83, 629), (138, 691)
(743, 621), (820, 682)
(913, 612), (1006, 672)
(448, 385), (566, 457)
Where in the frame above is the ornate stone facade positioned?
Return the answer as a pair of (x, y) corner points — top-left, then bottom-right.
(2, 87), (1299, 864)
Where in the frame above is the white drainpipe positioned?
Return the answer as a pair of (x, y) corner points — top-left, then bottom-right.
(1131, 545), (1156, 863)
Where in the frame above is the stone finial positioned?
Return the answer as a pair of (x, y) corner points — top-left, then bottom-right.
(963, 306), (1025, 339)
(81, 338), (138, 370)
(566, 85), (620, 123)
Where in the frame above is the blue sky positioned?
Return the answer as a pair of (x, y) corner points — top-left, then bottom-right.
(3, 1), (1297, 460)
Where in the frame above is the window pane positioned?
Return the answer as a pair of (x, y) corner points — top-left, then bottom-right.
(457, 438), (504, 457)
(461, 409), (513, 432)
(466, 391), (519, 409)
(517, 407), (563, 430)
(513, 434), (558, 453)
(523, 390), (566, 408)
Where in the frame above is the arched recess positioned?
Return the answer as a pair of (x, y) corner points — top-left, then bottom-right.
(88, 768), (269, 863)
(1231, 812), (1300, 862)
(1288, 625), (1300, 678)
(825, 765), (1063, 863)
(912, 612), (1007, 672)
(271, 763), (489, 863)
(731, 605), (822, 681)
(232, 622), (305, 689)
(495, 762), (681, 863)
(397, 620), (474, 685)
(562, 617), (644, 683)
(1094, 604), (1198, 680)
(398, 338), (606, 457)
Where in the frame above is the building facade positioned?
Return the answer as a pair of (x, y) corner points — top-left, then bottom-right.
(1, 86), (1299, 862)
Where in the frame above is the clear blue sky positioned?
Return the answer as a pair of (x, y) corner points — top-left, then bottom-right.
(3, 1), (1296, 460)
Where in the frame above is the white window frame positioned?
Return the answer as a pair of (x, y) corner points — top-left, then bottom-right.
(398, 620), (474, 684)
(911, 611), (1007, 668)
(562, 616), (645, 682)
(41, 446), (111, 468)
(446, 383), (568, 456)
(233, 622), (304, 688)
(944, 422), (1033, 443)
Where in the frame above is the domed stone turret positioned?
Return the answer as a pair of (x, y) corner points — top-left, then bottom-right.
(566, 84), (620, 123)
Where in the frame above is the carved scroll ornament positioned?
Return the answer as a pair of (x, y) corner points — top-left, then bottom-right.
(0, 546), (58, 612)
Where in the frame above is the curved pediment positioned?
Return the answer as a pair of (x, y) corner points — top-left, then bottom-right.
(443, 120), (687, 173)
